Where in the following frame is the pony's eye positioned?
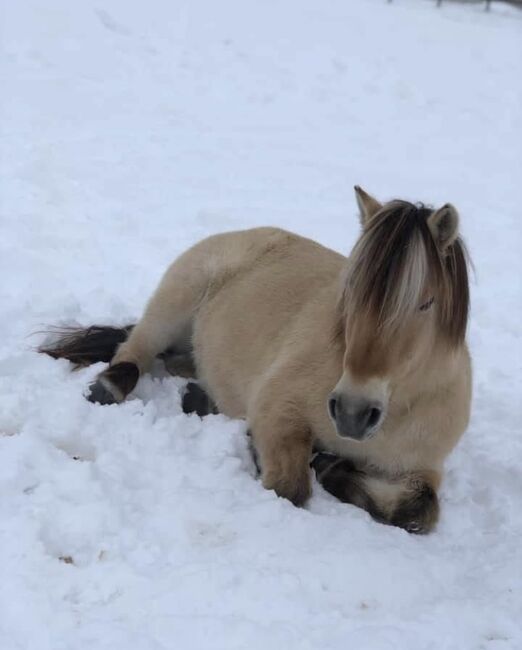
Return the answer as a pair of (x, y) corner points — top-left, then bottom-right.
(419, 297), (434, 312)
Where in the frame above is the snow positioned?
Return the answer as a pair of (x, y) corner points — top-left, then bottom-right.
(1, 0), (521, 648)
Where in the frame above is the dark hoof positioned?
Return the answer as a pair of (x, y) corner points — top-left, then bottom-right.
(390, 483), (439, 534)
(310, 451), (355, 476)
(182, 382), (216, 416)
(86, 380), (118, 405)
(104, 362), (139, 395)
(247, 431), (261, 477)
(86, 362), (139, 405)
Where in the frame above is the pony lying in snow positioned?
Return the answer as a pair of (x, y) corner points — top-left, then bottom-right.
(41, 187), (471, 534)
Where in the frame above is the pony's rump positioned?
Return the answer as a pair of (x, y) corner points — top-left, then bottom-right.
(38, 324), (134, 367)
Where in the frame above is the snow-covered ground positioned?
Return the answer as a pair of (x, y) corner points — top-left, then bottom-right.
(1, 1), (521, 648)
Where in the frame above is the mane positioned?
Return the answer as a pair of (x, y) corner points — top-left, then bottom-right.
(341, 200), (470, 347)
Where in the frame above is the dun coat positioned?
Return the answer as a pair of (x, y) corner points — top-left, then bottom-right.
(41, 187), (472, 533)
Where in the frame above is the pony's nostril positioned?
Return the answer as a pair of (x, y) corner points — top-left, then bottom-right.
(366, 407), (382, 429)
(328, 396), (337, 420)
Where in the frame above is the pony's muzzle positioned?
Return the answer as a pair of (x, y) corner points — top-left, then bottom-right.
(328, 393), (383, 441)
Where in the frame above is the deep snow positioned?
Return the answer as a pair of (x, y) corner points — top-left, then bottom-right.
(1, 1), (521, 649)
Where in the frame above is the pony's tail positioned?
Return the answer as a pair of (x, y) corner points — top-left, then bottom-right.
(38, 324), (134, 368)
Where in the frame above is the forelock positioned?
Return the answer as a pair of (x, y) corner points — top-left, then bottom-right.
(341, 200), (469, 345)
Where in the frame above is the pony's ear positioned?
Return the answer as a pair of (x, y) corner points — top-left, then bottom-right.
(427, 203), (459, 251)
(354, 186), (382, 226)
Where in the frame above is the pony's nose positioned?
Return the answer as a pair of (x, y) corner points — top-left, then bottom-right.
(328, 393), (383, 441)
(328, 395), (338, 420)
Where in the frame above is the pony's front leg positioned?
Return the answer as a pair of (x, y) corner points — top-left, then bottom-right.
(312, 454), (440, 534)
(249, 401), (313, 507)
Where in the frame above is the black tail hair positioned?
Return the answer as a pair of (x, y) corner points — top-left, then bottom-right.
(38, 324), (134, 367)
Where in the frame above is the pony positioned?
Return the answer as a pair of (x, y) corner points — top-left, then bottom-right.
(40, 187), (471, 533)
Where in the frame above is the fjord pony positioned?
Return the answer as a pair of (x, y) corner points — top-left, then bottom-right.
(41, 188), (471, 533)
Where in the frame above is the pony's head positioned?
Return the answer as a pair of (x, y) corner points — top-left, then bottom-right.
(329, 187), (470, 441)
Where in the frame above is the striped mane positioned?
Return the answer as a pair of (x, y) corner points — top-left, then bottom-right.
(341, 200), (470, 346)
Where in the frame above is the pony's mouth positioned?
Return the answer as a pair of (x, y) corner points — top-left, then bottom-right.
(334, 423), (380, 442)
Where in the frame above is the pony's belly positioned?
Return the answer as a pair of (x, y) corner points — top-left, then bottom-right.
(192, 326), (250, 418)
(192, 268), (341, 420)
(191, 285), (294, 419)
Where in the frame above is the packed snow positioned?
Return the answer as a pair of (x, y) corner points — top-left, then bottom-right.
(1, 0), (521, 648)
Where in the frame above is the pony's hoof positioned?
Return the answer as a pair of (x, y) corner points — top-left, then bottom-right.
(86, 362), (138, 405)
(391, 483), (439, 535)
(86, 380), (119, 405)
(181, 382), (215, 416)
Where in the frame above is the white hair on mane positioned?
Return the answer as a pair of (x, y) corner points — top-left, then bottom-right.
(340, 200), (470, 345)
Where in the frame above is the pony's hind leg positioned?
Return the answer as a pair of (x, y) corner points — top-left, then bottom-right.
(86, 311), (191, 405)
(87, 247), (211, 405)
